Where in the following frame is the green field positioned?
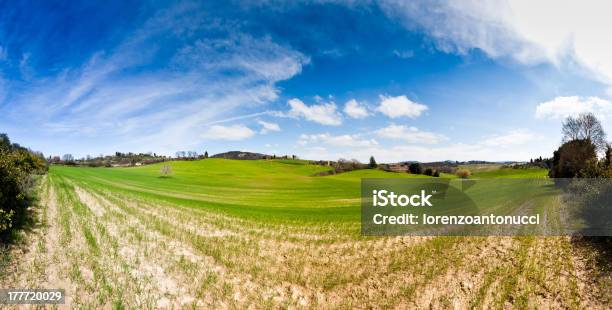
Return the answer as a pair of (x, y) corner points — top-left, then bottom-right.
(3, 160), (606, 308)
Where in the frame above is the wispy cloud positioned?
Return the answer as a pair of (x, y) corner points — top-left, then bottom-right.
(299, 133), (378, 148)
(380, 0), (612, 87)
(375, 124), (447, 144)
(481, 129), (536, 146)
(258, 120), (280, 134)
(0, 2), (308, 155)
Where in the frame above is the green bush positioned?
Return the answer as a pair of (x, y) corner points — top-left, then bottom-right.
(549, 139), (597, 178)
(408, 163), (422, 174)
(0, 134), (47, 238)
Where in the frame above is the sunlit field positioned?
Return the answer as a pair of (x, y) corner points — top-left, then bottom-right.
(3, 160), (608, 308)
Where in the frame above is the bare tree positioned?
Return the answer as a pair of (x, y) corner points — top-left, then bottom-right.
(562, 113), (607, 150)
(160, 165), (172, 177)
(62, 154), (74, 162)
(187, 151), (198, 158)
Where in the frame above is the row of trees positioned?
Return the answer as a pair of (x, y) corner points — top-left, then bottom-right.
(51, 150), (212, 167)
(0, 134), (47, 238)
(407, 162), (443, 177)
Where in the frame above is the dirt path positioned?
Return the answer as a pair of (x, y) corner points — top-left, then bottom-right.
(1, 176), (609, 308)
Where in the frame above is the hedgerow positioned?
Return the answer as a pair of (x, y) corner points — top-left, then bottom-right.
(0, 134), (47, 238)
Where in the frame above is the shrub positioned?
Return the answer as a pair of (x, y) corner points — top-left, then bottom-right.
(0, 137), (46, 238)
(433, 170), (440, 177)
(333, 159), (366, 173)
(456, 168), (471, 179)
(408, 163), (422, 174)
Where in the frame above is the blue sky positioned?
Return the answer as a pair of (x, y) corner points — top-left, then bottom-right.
(1, 0), (612, 162)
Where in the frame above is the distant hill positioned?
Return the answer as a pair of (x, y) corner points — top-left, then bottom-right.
(211, 151), (268, 160)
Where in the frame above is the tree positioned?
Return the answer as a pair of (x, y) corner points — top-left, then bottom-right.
(424, 168), (433, 176)
(62, 154), (74, 162)
(433, 170), (440, 177)
(204, 151), (208, 158)
(605, 144), (612, 168)
(369, 156), (377, 168)
(175, 151), (186, 158)
(187, 151), (198, 158)
(408, 163), (422, 174)
(549, 139), (597, 178)
(0, 133), (11, 150)
(562, 113), (607, 150)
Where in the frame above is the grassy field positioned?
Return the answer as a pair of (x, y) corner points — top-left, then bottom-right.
(1, 160), (608, 308)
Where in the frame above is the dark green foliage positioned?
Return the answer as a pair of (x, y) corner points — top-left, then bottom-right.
(368, 156), (377, 169)
(0, 134), (46, 238)
(548, 139), (597, 178)
(424, 168), (433, 176)
(408, 163), (422, 174)
(605, 144), (612, 168)
(433, 170), (440, 177)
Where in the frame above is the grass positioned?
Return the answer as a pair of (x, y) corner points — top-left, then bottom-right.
(50, 160), (434, 227)
(1, 159), (604, 308)
(471, 167), (549, 178)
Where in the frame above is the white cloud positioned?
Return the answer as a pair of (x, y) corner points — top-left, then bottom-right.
(375, 124), (447, 144)
(377, 95), (428, 118)
(535, 96), (612, 119)
(287, 98), (342, 125)
(343, 99), (369, 119)
(380, 0), (612, 87)
(481, 129), (535, 146)
(204, 124), (255, 141)
(299, 133), (378, 148)
(257, 120), (280, 134)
